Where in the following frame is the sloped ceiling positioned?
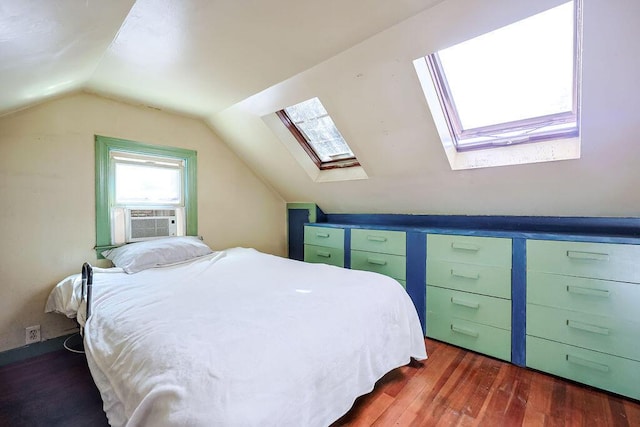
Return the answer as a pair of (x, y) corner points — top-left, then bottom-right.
(1, 0), (444, 116)
(3, 0), (640, 217)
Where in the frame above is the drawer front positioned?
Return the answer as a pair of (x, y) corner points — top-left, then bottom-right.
(528, 271), (640, 320)
(527, 240), (640, 283)
(303, 226), (344, 249)
(527, 336), (640, 401)
(351, 229), (406, 256)
(304, 244), (344, 267)
(350, 250), (406, 280)
(426, 314), (511, 361)
(527, 304), (640, 361)
(427, 286), (511, 330)
(426, 259), (511, 299)
(427, 234), (512, 267)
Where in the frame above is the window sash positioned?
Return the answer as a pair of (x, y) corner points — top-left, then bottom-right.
(276, 109), (360, 170)
(425, 1), (581, 151)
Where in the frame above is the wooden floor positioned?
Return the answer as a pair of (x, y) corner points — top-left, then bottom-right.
(1, 338), (638, 426)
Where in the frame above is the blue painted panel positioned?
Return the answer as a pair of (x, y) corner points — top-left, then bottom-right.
(344, 228), (351, 269)
(288, 209), (309, 261)
(511, 238), (527, 367)
(407, 231), (427, 335)
(324, 214), (640, 241)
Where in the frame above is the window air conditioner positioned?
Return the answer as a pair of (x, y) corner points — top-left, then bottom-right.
(125, 209), (180, 242)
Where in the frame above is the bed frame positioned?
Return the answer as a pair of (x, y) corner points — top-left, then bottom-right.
(80, 262), (93, 336)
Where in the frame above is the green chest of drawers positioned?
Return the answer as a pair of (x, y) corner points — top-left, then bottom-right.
(303, 225), (345, 267)
(350, 228), (407, 288)
(426, 234), (512, 361)
(526, 240), (640, 400)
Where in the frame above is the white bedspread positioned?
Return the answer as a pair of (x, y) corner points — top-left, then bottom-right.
(84, 247), (426, 427)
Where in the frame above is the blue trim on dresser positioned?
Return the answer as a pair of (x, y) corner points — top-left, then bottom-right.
(344, 228), (351, 269)
(324, 214), (640, 238)
(406, 232), (427, 334)
(511, 238), (527, 367)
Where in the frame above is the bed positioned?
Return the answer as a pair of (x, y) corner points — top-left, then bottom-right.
(46, 237), (427, 426)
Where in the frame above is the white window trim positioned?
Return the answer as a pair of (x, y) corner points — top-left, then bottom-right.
(413, 57), (581, 170)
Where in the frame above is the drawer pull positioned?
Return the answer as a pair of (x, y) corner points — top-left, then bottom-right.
(567, 320), (609, 335)
(451, 297), (480, 309)
(566, 251), (609, 262)
(367, 235), (388, 242)
(451, 242), (480, 252)
(316, 251), (331, 258)
(567, 285), (610, 298)
(451, 324), (479, 338)
(367, 257), (387, 266)
(315, 232), (330, 238)
(450, 269), (480, 280)
(566, 354), (610, 372)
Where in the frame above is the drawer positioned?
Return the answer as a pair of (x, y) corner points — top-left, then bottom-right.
(351, 250), (406, 280)
(304, 244), (344, 267)
(351, 229), (406, 256)
(528, 271), (640, 320)
(527, 240), (640, 283)
(427, 234), (512, 267)
(303, 226), (344, 249)
(527, 304), (640, 361)
(527, 336), (640, 401)
(426, 259), (511, 299)
(427, 286), (511, 330)
(426, 314), (511, 361)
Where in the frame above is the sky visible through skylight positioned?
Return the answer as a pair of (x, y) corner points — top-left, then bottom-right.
(438, 2), (574, 130)
(285, 97), (354, 162)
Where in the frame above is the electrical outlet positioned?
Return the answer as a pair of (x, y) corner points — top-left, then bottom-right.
(25, 325), (40, 345)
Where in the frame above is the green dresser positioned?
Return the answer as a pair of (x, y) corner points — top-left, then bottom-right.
(526, 239), (640, 400)
(350, 228), (406, 288)
(303, 225), (345, 267)
(426, 234), (512, 361)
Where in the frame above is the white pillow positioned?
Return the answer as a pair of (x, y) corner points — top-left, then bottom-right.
(101, 236), (213, 273)
(45, 274), (82, 318)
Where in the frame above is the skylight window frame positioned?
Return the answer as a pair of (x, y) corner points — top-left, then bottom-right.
(276, 105), (360, 171)
(424, 0), (582, 152)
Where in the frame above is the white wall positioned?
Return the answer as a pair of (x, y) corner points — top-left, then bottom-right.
(210, 0), (640, 216)
(0, 92), (286, 353)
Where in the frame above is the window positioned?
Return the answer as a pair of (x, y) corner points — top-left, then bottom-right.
(415, 1), (582, 164)
(95, 135), (197, 252)
(276, 97), (359, 170)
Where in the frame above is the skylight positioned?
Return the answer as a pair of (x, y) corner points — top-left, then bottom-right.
(419, 1), (581, 152)
(277, 98), (359, 170)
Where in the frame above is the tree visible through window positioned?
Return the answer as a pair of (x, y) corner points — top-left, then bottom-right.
(422, 1), (581, 151)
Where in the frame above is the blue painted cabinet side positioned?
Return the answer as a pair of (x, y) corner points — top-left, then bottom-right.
(288, 209), (309, 261)
(511, 238), (527, 366)
(407, 232), (427, 335)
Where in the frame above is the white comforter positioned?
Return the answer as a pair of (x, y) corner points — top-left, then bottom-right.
(83, 247), (426, 427)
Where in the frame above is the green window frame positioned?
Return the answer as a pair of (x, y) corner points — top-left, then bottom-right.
(95, 135), (198, 254)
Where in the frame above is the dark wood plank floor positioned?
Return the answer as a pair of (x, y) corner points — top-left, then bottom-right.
(1, 338), (639, 426)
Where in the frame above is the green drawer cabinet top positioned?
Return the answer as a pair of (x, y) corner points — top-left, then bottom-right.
(351, 250), (406, 280)
(351, 229), (406, 256)
(427, 314), (511, 361)
(527, 271), (640, 320)
(527, 336), (640, 401)
(427, 286), (511, 330)
(427, 234), (512, 267)
(426, 259), (511, 299)
(527, 239), (640, 283)
(304, 244), (344, 267)
(304, 225), (344, 249)
(527, 304), (640, 361)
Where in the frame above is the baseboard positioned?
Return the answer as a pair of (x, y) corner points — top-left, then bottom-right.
(0, 334), (77, 367)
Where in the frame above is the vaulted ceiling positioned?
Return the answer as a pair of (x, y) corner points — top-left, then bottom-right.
(3, 0), (640, 217)
(0, 0), (444, 117)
